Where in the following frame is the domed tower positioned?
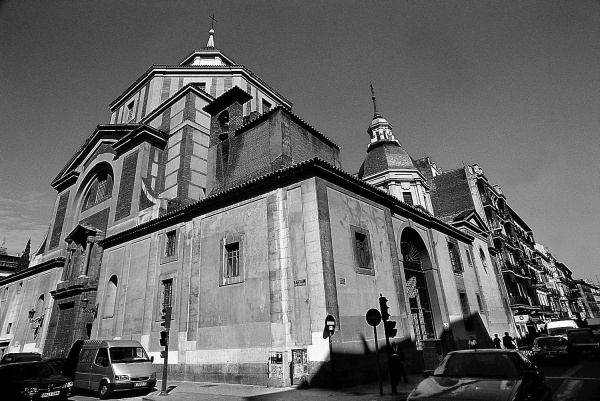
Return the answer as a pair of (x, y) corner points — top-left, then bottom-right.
(357, 85), (433, 213)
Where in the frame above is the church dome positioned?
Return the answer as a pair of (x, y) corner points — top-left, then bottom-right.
(358, 140), (416, 179)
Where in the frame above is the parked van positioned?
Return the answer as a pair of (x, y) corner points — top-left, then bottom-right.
(64, 339), (156, 399)
(546, 320), (579, 337)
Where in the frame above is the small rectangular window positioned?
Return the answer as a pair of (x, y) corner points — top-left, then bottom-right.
(6, 323), (12, 334)
(220, 234), (244, 286)
(351, 225), (373, 275)
(127, 101), (135, 121)
(402, 192), (414, 206)
(196, 82), (206, 92)
(466, 247), (473, 268)
(448, 241), (464, 275)
(262, 99), (271, 113)
(225, 242), (240, 278)
(165, 231), (176, 258)
(459, 292), (474, 331)
(476, 294), (485, 312)
(162, 279), (173, 309)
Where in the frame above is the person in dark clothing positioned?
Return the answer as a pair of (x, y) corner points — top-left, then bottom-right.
(391, 343), (408, 384)
(502, 332), (516, 349)
(493, 334), (502, 349)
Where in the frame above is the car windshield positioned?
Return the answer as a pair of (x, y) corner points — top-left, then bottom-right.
(433, 353), (522, 378)
(569, 332), (596, 343)
(109, 347), (150, 362)
(537, 338), (567, 347)
(1, 362), (57, 379)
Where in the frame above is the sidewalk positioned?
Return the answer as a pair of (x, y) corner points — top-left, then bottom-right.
(143, 375), (421, 401)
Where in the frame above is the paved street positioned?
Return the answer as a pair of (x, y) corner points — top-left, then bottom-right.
(68, 357), (600, 401)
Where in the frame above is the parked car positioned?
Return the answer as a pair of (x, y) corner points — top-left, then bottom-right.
(407, 349), (552, 401)
(0, 352), (42, 364)
(566, 328), (599, 359)
(586, 317), (600, 339)
(0, 360), (73, 400)
(531, 336), (569, 362)
(64, 339), (156, 399)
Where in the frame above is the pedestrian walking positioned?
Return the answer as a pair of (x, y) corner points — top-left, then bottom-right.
(502, 332), (516, 349)
(391, 343), (409, 384)
(492, 334), (502, 349)
(468, 336), (478, 350)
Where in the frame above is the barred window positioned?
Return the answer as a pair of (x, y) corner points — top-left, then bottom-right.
(402, 192), (414, 206)
(225, 242), (240, 278)
(448, 241), (464, 275)
(165, 231), (176, 258)
(162, 279), (173, 309)
(220, 234), (244, 286)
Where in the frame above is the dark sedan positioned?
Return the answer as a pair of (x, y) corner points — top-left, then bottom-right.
(531, 336), (569, 362)
(0, 360), (73, 400)
(567, 328), (599, 359)
(407, 349), (552, 401)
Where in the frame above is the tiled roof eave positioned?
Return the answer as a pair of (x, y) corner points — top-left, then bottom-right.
(100, 158), (472, 249)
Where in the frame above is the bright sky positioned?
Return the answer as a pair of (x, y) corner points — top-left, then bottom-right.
(1, 1), (598, 283)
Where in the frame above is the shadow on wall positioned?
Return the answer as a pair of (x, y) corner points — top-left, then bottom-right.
(278, 311), (497, 389)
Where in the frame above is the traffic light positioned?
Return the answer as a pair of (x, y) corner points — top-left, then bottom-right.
(159, 330), (169, 347)
(161, 306), (172, 329)
(379, 295), (390, 321)
(160, 350), (167, 359)
(384, 320), (397, 338)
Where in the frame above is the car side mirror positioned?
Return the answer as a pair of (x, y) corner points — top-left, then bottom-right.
(150, 356), (154, 363)
(423, 370), (433, 378)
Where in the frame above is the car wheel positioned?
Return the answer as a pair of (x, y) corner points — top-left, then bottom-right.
(98, 381), (111, 399)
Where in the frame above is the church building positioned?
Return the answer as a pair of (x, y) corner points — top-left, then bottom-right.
(0, 29), (512, 387)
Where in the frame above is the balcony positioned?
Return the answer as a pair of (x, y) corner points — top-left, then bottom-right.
(509, 294), (530, 306)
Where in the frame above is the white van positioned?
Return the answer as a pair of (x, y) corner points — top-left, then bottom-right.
(546, 320), (578, 337)
(65, 339), (156, 399)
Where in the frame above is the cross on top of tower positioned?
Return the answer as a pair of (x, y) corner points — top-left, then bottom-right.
(206, 15), (217, 48)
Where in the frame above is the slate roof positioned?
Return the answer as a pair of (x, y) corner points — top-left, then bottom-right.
(357, 140), (416, 179)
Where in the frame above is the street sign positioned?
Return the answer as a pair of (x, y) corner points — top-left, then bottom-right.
(325, 314), (336, 335)
(366, 308), (382, 327)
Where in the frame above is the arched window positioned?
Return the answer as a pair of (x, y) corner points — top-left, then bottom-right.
(83, 171), (114, 210)
(103, 275), (118, 318)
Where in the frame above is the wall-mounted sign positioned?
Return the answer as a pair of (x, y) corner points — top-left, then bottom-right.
(339, 278), (346, 285)
(294, 279), (306, 287)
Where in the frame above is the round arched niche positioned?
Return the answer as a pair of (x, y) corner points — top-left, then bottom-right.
(399, 227), (437, 344)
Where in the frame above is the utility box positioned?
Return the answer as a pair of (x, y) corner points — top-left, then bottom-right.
(421, 339), (443, 370)
(267, 350), (290, 387)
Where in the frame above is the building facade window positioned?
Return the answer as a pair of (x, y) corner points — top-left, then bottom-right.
(351, 225), (373, 275)
(402, 192), (414, 206)
(220, 234), (244, 286)
(448, 241), (464, 275)
(83, 171), (114, 210)
(459, 292), (474, 331)
(162, 279), (173, 309)
(6, 323), (12, 334)
(479, 248), (488, 274)
(401, 241), (436, 342)
(160, 229), (178, 263)
(262, 99), (271, 113)
(127, 101), (135, 121)
(476, 294), (486, 313)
